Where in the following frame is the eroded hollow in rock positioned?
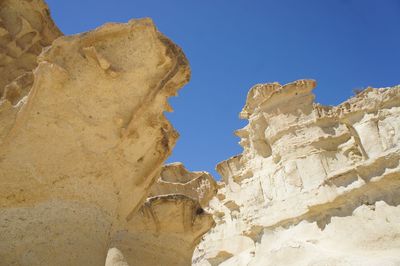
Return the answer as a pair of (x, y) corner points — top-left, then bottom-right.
(107, 163), (217, 266)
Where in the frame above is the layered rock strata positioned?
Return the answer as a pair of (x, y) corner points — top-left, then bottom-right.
(106, 163), (217, 266)
(193, 80), (400, 265)
(0, 17), (190, 265)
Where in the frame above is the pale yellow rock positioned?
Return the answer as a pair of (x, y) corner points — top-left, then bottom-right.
(107, 163), (217, 266)
(0, 18), (190, 265)
(0, 0), (62, 97)
(148, 162), (218, 208)
(193, 80), (400, 266)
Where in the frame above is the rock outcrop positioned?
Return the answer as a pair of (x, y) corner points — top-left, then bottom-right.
(193, 80), (400, 265)
(106, 163), (217, 266)
(0, 15), (191, 265)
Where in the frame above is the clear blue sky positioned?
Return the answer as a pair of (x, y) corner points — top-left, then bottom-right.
(46, 0), (400, 179)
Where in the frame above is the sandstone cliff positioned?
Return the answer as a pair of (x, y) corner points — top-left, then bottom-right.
(0, 2), (202, 263)
(193, 80), (400, 266)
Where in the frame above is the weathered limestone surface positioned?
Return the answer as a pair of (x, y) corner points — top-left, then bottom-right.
(0, 0), (62, 97)
(193, 80), (400, 265)
(0, 15), (191, 265)
(106, 163), (217, 266)
(1, 2), (399, 265)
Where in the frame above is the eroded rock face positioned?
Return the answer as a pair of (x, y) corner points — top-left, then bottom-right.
(193, 80), (400, 266)
(0, 0), (62, 97)
(107, 163), (217, 266)
(0, 17), (190, 265)
(2, 2), (399, 265)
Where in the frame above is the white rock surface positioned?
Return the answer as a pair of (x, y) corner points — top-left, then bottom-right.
(193, 80), (400, 266)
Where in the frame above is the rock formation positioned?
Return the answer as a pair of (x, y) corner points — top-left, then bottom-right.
(193, 80), (400, 265)
(106, 163), (217, 266)
(1, 1), (399, 265)
(0, 4), (199, 263)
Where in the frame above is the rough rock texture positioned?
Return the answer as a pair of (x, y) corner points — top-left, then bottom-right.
(0, 0), (62, 97)
(193, 80), (400, 266)
(0, 17), (191, 265)
(2, 2), (399, 265)
(106, 163), (217, 266)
